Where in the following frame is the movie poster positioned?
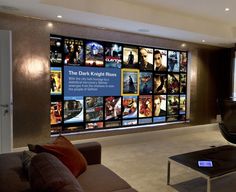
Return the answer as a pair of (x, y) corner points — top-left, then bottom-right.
(105, 43), (122, 68)
(50, 101), (62, 125)
(180, 52), (187, 72)
(123, 47), (138, 68)
(64, 38), (84, 65)
(167, 115), (178, 122)
(50, 36), (63, 65)
(180, 73), (187, 93)
(167, 95), (179, 115)
(139, 95), (153, 118)
(64, 96), (83, 123)
(123, 119), (138, 126)
(154, 95), (166, 116)
(154, 49), (167, 71)
(85, 41), (104, 67)
(153, 74), (167, 94)
(86, 122), (104, 129)
(85, 96), (103, 122)
(179, 95), (186, 114)
(168, 51), (180, 72)
(122, 69), (139, 95)
(50, 67), (62, 95)
(105, 96), (122, 120)
(122, 96), (138, 119)
(167, 74), (179, 93)
(63, 126), (83, 133)
(139, 72), (153, 94)
(139, 47), (153, 71)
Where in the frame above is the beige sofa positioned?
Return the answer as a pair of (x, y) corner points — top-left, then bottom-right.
(0, 142), (137, 192)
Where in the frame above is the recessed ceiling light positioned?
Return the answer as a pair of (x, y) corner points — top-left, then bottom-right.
(57, 15), (62, 18)
(47, 22), (53, 27)
(181, 43), (186, 47)
(225, 8), (230, 12)
(202, 40), (206, 43)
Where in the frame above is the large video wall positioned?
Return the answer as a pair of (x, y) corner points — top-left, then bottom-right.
(50, 34), (188, 135)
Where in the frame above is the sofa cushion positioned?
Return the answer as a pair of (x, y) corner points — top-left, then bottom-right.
(29, 152), (84, 192)
(32, 135), (87, 177)
(21, 150), (36, 178)
(78, 164), (132, 192)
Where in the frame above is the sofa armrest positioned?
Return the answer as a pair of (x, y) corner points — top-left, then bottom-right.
(74, 142), (101, 165)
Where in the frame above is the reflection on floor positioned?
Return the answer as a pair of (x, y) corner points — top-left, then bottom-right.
(84, 123), (234, 192)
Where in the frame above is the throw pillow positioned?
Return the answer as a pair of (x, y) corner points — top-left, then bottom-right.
(30, 135), (87, 177)
(21, 150), (36, 178)
(29, 152), (84, 192)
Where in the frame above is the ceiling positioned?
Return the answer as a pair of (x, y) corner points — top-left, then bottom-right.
(0, 0), (236, 47)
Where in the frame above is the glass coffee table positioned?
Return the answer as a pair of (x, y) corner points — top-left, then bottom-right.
(167, 145), (236, 192)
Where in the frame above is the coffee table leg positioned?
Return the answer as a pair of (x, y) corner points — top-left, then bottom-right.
(167, 160), (171, 185)
(207, 178), (211, 192)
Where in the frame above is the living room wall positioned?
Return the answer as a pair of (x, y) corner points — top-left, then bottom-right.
(0, 13), (230, 148)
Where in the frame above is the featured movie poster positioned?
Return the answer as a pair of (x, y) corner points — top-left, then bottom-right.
(85, 96), (103, 122)
(64, 38), (84, 65)
(180, 73), (187, 93)
(139, 47), (153, 71)
(50, 36), (63, 65)
(122, 69), (139, 95)
(154, 49), (167, 71)
(139, 95), (153, 118)
(168, 51), (180, 72)
(85, 41), (104, 67)
(64, 96), (83, 123)
(122, 96), (138, 119)
(167, 74), (179, 93)
(123, 47), (138, 68)
(123, 119), (138, 126)
(179, 95), (186, 114)
(50, 101), (62, 125)
(153, 74), (167, 94)
(86, 122), (104, 129)
(50, 67), (62, 95)
(180, 52), (187, 72)
(153, 95), (166, 116)
(139, 72), (153, 94)
(105, 43), (122, 68)
(105, 96), (122, 120)
(167, 95), (179, 115)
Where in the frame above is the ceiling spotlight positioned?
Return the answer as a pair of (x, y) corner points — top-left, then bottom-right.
(225, 8), (230, 11)
(202, 40), (206, 43)
(181, 43), (186, 47)
(57, 15), (62, 18)
(47, 22), (53, 27)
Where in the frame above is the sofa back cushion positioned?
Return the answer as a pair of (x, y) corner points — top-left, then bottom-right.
(29, 152), (84, 192)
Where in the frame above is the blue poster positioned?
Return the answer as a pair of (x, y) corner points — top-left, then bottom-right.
(64, 66), (121, 96)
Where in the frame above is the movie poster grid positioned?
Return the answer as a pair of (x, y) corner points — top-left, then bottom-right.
(50, 35), (188, 134)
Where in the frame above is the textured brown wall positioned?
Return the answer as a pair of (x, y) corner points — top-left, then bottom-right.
(0, 13), (230, 148)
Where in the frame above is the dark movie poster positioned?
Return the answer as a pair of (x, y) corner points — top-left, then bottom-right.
(139, 72), (153, 94)
(154, 49), (167, 72)
(105, 43), (122, 68)
(154, 74), (167, 94)
(180, 73), (187, 93)
(180, 52), (187, 72)
(123, 47), (138, 68)
(167, 95), (179, 116)
(139, 47), (153, 71)
(85, 41), (104, 67)
(122, 69), (139, 95)
(167, 74), (179, 93)
(64, 38), (84, 65)
(50, 36), (63, 65)
(153, 95), (166, 117)
(85, 96), (103, 122)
